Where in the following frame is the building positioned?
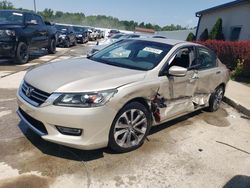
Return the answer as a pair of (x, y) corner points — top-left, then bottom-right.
(157, 29), (196, 41)
(196, 0), (250, 41)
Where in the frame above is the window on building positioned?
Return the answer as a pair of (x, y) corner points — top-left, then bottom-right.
(230, 27), (242, 41)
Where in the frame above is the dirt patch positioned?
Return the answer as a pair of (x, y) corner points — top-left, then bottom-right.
(200, 108), (230, 127)
(0, 134), (94, 178)
(0, 174), (51, 188)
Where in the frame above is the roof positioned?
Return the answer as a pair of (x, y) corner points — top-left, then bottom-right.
(133, 37), (189, 46)
(196, 0), (250, 16)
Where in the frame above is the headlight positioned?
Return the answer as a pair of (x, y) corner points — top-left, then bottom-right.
(59, 34), (66, 39)
(53, 89), (117, 108)
(2, 30), (15, 36)
(78, 34), (83, 37)
(5, 30), (15, 36)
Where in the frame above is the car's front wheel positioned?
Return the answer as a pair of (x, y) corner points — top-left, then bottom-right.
(15, 42), (29, 64)
(109, 102), (151, 153)
(48, 38), (56, 54)
(65, 38), (70, 48)
(208, 85), (225, 112)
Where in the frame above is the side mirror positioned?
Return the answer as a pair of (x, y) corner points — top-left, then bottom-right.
(25, 20), (38, 25)
(168, 66), (188, 77)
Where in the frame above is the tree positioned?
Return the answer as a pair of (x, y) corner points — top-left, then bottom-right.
(0, 0), (14, 9)
(209, 18), (225, 40)
(186, 32), (196, 41)
(199, 28), (209, 41)
(40, 8), (54, 21)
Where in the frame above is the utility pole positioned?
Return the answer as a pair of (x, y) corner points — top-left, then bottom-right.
(33, 0), (37, 13)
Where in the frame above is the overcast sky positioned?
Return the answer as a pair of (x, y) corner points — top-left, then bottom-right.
(9, 0), (232, 27)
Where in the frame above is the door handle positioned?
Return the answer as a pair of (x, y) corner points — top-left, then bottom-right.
(216, 71), (221, 74)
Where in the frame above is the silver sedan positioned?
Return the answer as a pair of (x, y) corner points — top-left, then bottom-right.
(17, 38), (229, 152)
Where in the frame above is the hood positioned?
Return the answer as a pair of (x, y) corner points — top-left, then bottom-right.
(24, 58), (146, 93)
(0, 24), (23, 29)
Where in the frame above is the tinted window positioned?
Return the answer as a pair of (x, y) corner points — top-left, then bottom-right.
(170, 47), (195, 68)
(90, 40), (172, 71)
(25, 13), (33, 23)
(197, 47), (216, 69)
(33, 15), (43, 25)
(230, 27), (241, 41)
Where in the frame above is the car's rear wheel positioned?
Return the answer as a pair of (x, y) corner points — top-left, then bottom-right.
(48, 38), (56, 54)
(207, 86), (225, 112)
(15, 42), (29, 64)
(109, 102), (151, 153)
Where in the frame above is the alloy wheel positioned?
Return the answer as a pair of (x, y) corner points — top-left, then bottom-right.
(114, 109), (147, 148)
(213, 87), (224, 110)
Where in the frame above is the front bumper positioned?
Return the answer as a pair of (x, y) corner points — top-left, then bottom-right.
(17, 92), (117, 150)
(0, 41), (16, 57)
(57, 37), (67, 46)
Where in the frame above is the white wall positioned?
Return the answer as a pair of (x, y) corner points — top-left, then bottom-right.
(197, 2), (250, 40)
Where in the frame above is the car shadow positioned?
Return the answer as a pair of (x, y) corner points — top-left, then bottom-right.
(18, 121), (107, 162)
(0, 49), (48, 66)
(149, 110), (202, 135)
(18, 110), (203, 162)
(223, 175), (250, 188)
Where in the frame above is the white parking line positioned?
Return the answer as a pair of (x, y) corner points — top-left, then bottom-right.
(0, 110), (12, 118)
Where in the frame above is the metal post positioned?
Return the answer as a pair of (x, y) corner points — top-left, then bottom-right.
(33, 0), (37, 12)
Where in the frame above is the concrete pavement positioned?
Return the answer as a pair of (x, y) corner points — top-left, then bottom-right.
(224, 80), (250, 117)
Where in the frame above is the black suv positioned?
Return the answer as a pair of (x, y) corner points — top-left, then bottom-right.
(0, 10), (57, 64)
(55, 24), (77, 48)
(73, 26), (89, 44)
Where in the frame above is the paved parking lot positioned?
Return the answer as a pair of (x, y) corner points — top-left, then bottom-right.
(0, 42), (250, 188)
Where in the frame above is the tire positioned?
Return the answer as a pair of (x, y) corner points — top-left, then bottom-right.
(65, 39), (70, 48)
(73, 39), (77, 46)
(109, 102), (151, 153)
(48, 38), (56, 54)
(15, 42), (29, 64)
(207, 86), (225, 112)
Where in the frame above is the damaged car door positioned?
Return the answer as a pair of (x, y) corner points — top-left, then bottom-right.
(158, 46), (198, 122)
(191, 47), (221, 106)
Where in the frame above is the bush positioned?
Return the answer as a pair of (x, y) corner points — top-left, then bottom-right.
(197, 40), (250, 77)
(231, 59), (244, 80)
(209, 18), (225, 40)
(199, 28), (209, 41)
(186, 32), (196, 41)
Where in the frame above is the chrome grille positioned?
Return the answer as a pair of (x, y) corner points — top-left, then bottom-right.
(20, 81), (50, 106)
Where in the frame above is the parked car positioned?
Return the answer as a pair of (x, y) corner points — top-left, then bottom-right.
(55, 24), (77, 47)
(17, 38), (229, 152)
(89, 33), (145, 56)
(88, 28), (97, 41)
(73, 26), (89, 44)
(107, 29), (120, 38)
(0, 10), (57, 64)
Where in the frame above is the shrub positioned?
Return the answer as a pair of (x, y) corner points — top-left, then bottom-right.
(231, 59), (244, 80)
(199, 28), (209, 41)
(186, 32), (196, 41)
(209, 18), (225, 40)
(196, 40), (250, 77)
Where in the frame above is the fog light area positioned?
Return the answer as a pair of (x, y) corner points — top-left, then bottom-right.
(56, 126), (83, 136)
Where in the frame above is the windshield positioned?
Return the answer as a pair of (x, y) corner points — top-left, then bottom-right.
(73, 26), (86, 32)
(55, 25), (69, 33)
(0, 11), (24, 25)
(89, 39), (172, 71)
